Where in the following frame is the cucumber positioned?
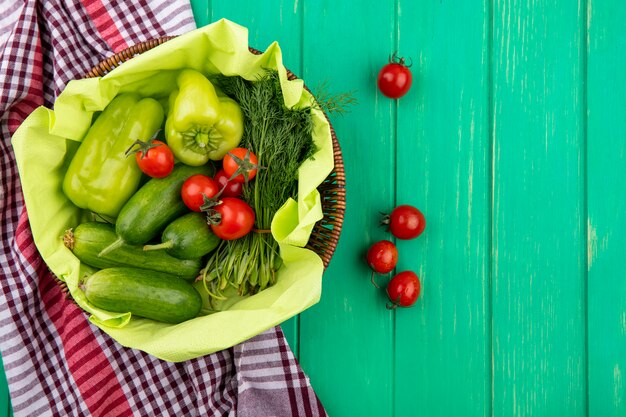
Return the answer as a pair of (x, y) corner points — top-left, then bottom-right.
(81, 267), (202, 324)
(64, 222), (202, 280)
(99, 163), (214, 255)
(143, 212), (220, 259)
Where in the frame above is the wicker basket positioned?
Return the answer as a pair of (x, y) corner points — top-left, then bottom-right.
(86, 37), (346, 269)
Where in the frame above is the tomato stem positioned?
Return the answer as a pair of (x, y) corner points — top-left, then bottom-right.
(371, 271), (380, 289)
(199, 194), (221, 218)
(124, 129), (162, 158)
(379, 211), (391, 227)
(386, 295), (402, 310)
(226, 149), (264, 185)
(389, 52), (413, 68)
(386, 302), (398, 310)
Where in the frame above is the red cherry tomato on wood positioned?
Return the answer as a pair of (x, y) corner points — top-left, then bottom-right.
(133, 140), (174, 178)
(181, 174), (219, 212)
(366, 240), (398, 274)
(222, 148), (259, 184)
(214, 169), (243, 198)
(386, 271), (421, 309)
(366, 240), (399, 288)
(381, 205), (426, 240)
(377, 54), (413, 99)
(208, 197), (255, 240)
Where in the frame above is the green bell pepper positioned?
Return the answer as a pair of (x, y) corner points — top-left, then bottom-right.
(165, 69), (243, 166)
(62, 94), (164, 218)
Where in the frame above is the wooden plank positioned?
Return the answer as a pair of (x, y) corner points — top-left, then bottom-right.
(491, 0), (587, 415)
(297, 1), (397, 416)
(587, 0), (626, 415)
(208, 0), (303, 72)
(190, 0), (211, 28)
(206, 0), (304, 353)
(394, 0), (491, 415)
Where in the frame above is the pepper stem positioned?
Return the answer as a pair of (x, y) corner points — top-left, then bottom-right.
(184, 128), (220, 151)
(195, 131), (210, 148)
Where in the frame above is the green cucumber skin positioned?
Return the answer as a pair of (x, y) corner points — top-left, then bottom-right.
(159, 212), (221, 259)
(115, 163), (214, 245)
(70, 222), (201, 280)
(83, 267), (202, 324)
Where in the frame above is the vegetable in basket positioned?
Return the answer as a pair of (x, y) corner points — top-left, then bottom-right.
(200, 70), (317, 300)
(99, 163), (214, 256)
(214, 169), (243, 197)
(165, 69), (244, 166)
(125, 132), (175, 179)
(180, 174), (219, 212)
(222, 147), (260, 184)
(62, 94), (164, 218)
(64, 222), (202, 280)
(143, 212), (221, 259)
(80, 267), (202, 324)
(203, 196), (255, 241)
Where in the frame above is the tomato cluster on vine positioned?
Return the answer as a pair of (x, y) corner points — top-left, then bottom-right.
(180, 147), (260, 241)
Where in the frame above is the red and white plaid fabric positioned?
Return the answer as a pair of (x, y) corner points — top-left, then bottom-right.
(0, 1), (327, 416)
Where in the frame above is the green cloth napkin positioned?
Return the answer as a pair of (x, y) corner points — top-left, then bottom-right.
(11, 19), (333, 362)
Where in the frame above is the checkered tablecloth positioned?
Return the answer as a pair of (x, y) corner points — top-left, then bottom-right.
(0, 1), (327, 416)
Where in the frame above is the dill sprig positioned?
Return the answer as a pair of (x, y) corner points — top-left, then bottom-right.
(312, 80), (357, 116)
(200, 70), (317, 302)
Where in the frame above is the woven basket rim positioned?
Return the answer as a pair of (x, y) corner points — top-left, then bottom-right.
(85, 36), (346, 269)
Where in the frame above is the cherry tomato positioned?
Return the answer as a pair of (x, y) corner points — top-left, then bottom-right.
(366, 240), (398, 288)
(223, 148), (259, 183)
(377, 53), (413, 99)
(381, 205), (426, 240)
(366, 240), (398, 274)
(208, 197), (255, 240)
(214, 169), (243, 198)
(386, 271), (421, 309)
(132, 140), (174, 178)
(181, 174), (219, 212)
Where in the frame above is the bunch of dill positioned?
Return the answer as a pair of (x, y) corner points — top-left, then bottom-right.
(201, 70), (317, 300)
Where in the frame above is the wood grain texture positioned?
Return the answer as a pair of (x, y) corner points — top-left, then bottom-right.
(190, 0), (211, 28)
(297, 1), (397, 415)
(586, 0), (626, 415)
(394, 0), (491, 416)
(491, 0), (587, 415)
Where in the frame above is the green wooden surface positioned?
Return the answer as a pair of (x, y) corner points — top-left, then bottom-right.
(395, 1), (491, 415)
(587, 1), (626, 416)
(491, 1), (587, 415)
(298, 2), (397, 415)
(1, 1), (624, 416)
